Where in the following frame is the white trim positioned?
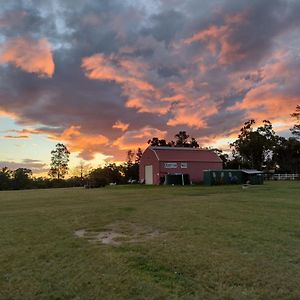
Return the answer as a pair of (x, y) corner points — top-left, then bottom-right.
(150, 148), (160, 161)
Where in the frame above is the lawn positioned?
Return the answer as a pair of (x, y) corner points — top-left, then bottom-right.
(1, 182), (300, 299)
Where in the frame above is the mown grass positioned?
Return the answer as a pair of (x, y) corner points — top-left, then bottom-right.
(1, 182), (300, 299)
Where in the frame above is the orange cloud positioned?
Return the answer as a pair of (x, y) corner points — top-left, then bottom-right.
(48, 126), (109, 160)
(113, 126), (167, 150)
(167, 102), (218, 129)
(183, 12), (247, 65)
(81, 53), (154, 91)
(228, 83), (300, 121)
(125, 97), (170, 114)
(112, 120), (129, 131)
(0, 37), (55, 77)
(82, 53), (170, 115)
(1, 135), (29, 139)
(0, 109), (17, 119)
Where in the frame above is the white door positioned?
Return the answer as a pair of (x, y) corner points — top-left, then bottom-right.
(145, 165), (153, 184)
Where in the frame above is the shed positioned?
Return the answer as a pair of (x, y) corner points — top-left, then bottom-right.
(139, 146), (223, 185)
(203, 169), (264, 186)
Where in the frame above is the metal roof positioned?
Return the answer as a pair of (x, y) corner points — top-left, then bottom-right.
(241, 169), (263, 174)
(149, 146), (222, 162)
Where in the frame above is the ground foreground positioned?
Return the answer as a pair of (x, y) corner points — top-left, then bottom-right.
(1, 182), (300, 299)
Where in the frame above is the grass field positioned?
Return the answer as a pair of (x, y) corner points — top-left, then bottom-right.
(1, 182), (300, 299)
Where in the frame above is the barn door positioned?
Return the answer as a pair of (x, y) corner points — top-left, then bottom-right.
(145, 165), (153, 184)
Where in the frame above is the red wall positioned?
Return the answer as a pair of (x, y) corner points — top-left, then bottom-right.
(159, 161), (222, 183)
(139, 148), (223, 184)
(139, 148), (160, 184)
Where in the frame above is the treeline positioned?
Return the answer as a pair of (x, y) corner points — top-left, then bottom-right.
(224, 119), (300, 173)
(0, 149), (142, 191)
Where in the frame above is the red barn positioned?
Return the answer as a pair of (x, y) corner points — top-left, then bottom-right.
(139, 146), (223, 185)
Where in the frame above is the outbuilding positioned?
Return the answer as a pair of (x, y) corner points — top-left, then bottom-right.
(139, 146), (223, 185)
(203, 169), (264, 186)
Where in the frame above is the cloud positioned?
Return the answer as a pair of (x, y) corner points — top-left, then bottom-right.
(0, 0), (300, 163)
(112, 120), (129, 131)
(114, 126), (167, 150)
(0, 159), (47, 173)
(0, 37), (55, 77)
(2, 135), (29, 139)
(47, 126), (109, 160)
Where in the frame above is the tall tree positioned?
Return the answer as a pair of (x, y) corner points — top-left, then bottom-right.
(135, 148), (143, 164)
(49, 143), (70, 179)
(71, 161), (91, 179)
(175, 131), (189, 147)
(230, 120), (276, 170)
(291, 105), (300, 138)
(273, 137), (300, 173)
(0, 167), (12, 190)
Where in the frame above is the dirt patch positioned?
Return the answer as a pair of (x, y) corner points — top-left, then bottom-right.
(74, 229), (86, 238)
(74, 222), (165, 246)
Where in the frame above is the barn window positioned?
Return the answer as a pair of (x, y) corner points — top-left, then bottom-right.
(181, 162), (187, 168)
(164, 163), (177, 168)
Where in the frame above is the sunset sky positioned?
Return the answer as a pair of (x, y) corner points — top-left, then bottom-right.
(0, 0), (299, 175)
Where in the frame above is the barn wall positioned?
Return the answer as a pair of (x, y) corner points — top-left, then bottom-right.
(159, 161), (222, 183)
(139, 148), (160, 184)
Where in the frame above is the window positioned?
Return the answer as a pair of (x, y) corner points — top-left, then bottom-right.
(181, 162), (187, 168)
(164, 162), (177, 168)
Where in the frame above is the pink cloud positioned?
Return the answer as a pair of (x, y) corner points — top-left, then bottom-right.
(183, 12), (247, 65)
(0, 37), (55, 77)
(113, 126), (167, 150)
(112, 120), (129, 131)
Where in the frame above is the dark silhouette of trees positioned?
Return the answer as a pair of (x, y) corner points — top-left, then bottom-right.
(147, 138), (169, 147)
(12, 168), (32, 190)
(135, 148), (143, 164)
(0, 167), (12, 190)
(291, 105), (300, 138)
(147, 131), (199, 148)
(273, 137), (300, 173)
(174, 131), (189, 147)
(230, 120), (277, 170)
(48, 143), (70, 179)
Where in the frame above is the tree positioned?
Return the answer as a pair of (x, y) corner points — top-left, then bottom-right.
(230, 120), (277, 170)
(0, 167), (12, 190)
(147, 138), (169, 147)
(273, 137), (300, 173)
(190, 137), (200, 148)
(135, 148), (143, 164)
(71, 161), (91, 180)
(175, 131), (189, 147)
(123, 150), (139, 182)
(12, 168), (32, 190)
(88, 168), (109, 187)
(49, 143), (70, 179)
(147, 131), (199, 148)
(291, 105), (300, 139)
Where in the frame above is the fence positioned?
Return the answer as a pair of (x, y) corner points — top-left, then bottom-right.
(270, 174), (299, 181)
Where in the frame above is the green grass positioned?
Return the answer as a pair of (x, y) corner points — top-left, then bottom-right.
(1, 182), (300, 299)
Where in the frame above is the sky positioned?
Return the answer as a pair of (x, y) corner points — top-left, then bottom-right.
(0, 0), (299, 175)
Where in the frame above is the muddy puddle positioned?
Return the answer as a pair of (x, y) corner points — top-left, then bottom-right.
(74, 222), (164, 246)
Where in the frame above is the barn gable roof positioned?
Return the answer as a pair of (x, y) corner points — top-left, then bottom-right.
(149, 146), (222, 163)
